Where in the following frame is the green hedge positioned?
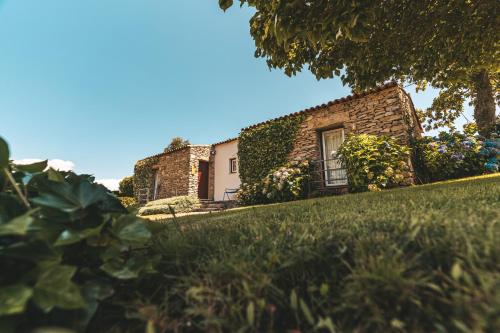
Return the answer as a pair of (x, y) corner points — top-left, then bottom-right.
(238, 115), (304, 184)
(133, 155), (160, 200)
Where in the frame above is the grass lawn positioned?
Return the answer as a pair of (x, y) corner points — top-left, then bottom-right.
(104, 175), (500, 332)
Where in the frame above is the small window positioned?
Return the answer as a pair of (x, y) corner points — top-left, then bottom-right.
(229, 158), (237, 173)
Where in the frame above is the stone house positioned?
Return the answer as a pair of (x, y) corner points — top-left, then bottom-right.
(135, 82), (422, 202)
(241, 81), (422, 195)
(143, 145), (211, 201)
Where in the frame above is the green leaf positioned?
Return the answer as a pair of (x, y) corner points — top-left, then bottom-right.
(15, 160), (47, 173)
(0, 285), (33, 315)
(290, 289), (298, 310)
(246, 301), (255, 326)
(300, 299), (315, 325)
(0, 210), (37, 236)
(100, 257), (142, 280)
(451, 262), (462, 280)
(33, 265), (86, 312)
(47, 168), (65, 182)
(0, 136), (9, 169)
(112, 215), (151, 246)
(219, 0), (233, 11)
(54, 223), (105, 246)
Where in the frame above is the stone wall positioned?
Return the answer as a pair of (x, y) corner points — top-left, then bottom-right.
(208, 149), (215, 200)
(288, 85), (422, 162)
(154, 145), (211, 199)
(187, 146), (211, 197)
(155, 147), (191, 199)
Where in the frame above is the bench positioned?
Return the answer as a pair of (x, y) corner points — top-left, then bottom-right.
(222, 188), (239, 201)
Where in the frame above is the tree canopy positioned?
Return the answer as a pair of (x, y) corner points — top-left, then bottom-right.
(118, 176), (134, 197)
(166, 136), (190, 151)
(220, 0), (499, 135)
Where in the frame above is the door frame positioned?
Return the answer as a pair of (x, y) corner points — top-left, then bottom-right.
(197, 160), (209, 199)
(321, 128), (345, 187)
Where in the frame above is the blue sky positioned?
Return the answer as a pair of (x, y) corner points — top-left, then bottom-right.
(0, 0), (473, 189)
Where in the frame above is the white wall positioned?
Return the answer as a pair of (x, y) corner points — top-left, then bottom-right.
(213, 140), (240, 201)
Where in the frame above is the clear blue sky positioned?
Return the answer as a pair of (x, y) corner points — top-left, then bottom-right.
(0, 0), (472, 185)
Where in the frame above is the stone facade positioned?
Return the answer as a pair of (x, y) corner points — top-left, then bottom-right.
(287, 83), (422, 162)
(241, 82), (422, 194)
(153, 145), (210, 199)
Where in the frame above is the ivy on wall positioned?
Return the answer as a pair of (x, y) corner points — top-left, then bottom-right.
(133, 155), (160, 199)
(238, 115), (305, 184)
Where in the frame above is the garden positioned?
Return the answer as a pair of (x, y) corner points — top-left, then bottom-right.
(1, 135), (500, 332)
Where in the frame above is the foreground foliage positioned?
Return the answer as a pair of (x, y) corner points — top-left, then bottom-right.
(141, 174), (500, 333)
(0, 137), (158, 332)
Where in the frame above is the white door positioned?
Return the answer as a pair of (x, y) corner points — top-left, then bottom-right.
(321, 129), (347, 186)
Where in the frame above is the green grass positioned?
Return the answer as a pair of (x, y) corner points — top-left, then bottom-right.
(105, 175), (500, 332)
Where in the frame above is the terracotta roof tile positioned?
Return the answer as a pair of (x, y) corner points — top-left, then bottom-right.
(212, 137), (238, 146)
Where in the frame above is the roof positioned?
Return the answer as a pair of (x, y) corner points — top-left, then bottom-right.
(241, 81), (399, 131)
(139, 144), (210, 161)
(212, 137), (238, 146)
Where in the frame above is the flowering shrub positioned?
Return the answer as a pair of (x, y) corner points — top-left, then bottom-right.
(337, 134), (411, 192)
(118, 196), (138, 208)
(480, 120), (499, 173)
(413, 132), (489, 182)
(237, 161), (309, 205)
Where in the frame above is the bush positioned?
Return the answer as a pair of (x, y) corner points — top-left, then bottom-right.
(138, 195), (201, 216)
(0, 137), (159, 332)
(237, 161), (310, 205)
(118, 176), (134, 197)
(337, 134), (411, 192)
(413, 131), (488, 182)
(118, 196), (137, 208)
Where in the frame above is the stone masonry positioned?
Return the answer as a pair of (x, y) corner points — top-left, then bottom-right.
(241, 82), (422, 194)
(154, 145), (210, 199)
(287, 83), (422, 162)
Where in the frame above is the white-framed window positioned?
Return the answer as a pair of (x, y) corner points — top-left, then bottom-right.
(229, 158), (237, 173)
(321, 128), (347, 186)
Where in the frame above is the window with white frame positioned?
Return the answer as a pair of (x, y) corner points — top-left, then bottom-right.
(229, 158), (237, 173)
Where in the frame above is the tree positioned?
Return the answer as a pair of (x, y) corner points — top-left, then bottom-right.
(219, 0), (499, 135)
(119, 176), (134, 197)
(166, 137), (190, 151)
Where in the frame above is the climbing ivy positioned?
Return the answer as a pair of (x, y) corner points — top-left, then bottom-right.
(133, 155), (160, 200)
(238, 115), (305, 184)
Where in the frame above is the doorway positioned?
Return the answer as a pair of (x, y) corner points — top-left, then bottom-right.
(321, 128), (347, 186)
(197, 160), (209, 199)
